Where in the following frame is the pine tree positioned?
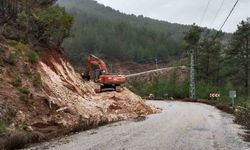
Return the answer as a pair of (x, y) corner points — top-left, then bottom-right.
(197, 34), (224, 86)
(226, 18), (250, 96)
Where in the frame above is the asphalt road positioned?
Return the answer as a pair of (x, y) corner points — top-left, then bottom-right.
(27, 101), (249, 150)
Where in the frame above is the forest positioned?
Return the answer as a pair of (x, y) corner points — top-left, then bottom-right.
(0, 0), (73, 46)
(134, 21), (250, 106)
(57, 0), (231, 67)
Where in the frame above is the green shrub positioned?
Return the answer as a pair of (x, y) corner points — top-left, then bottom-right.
(23, 72), (42, 88)
(131, 70), (189, 99)
(33, 5), (74, 45)
(196, 81), (218, 99)
(11, 72), (22, 87)
(235, 97), (250, 108)
(11, 78), (22, 87)
(15, 42), (29, 52)
(6, 53), (17, 66)
(9, 42), (30, 57)
(6, 40), (18, 46)
(20, 94), (30, 105)
(19, 87), (30, 95)
(26, 50), (40, 64)
(0, 120), (6, 133)
(32, 74), (42, 87)
(23, 71), (33, 78)
(19, 87), (34, 105)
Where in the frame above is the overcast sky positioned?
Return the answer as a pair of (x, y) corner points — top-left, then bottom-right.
(96, 0), (250, 33)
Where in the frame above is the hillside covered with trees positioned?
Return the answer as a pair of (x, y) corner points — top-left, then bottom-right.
(57, 0), (230, 67)
(134, 20), (250, 107)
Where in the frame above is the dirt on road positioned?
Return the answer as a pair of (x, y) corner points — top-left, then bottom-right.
(26, 101), (250, 150)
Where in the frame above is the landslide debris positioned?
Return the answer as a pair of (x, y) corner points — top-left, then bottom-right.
(0, 43), (159, 149)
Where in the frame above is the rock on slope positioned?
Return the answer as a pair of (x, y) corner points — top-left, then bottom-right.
(0, 43), (158, 148)
(37, 47), (157, 130)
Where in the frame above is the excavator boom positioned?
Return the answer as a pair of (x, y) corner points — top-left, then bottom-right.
(83, 54), (108, 79)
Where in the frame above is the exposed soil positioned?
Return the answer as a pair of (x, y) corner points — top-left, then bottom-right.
(0, 43), (159, 149)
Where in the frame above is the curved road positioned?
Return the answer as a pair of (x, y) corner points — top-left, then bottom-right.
(27, 101), (249, 150)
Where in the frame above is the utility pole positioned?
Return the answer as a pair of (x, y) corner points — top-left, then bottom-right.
(190, 49), (196, 99)
(155, 57), (158, 69)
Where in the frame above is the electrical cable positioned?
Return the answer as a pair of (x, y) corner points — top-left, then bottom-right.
(199, 0), (212, 25)
(209, 0), (225, 29)
(218, 0), (240, 31)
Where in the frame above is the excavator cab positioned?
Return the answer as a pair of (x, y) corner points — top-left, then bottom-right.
(82, 69), (102, 81)
(82, 60), (107, 81)
(83, 67), (109, 81)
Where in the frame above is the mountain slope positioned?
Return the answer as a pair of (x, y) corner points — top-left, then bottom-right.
(58, 0), (231, 69)
(58, 0), (191, 37)
(57, 0), (192, 67)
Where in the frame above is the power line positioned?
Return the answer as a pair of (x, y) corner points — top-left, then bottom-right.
(209, 0), (225, 29)
(199, 0), (212, 25)
(218, 0), (240, 31)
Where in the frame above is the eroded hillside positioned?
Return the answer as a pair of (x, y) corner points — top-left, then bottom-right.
(0, 42), (158, 149)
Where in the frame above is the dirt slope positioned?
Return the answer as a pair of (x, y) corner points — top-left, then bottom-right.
(38, 47), (157, 128)
(0, 43), (158, 149)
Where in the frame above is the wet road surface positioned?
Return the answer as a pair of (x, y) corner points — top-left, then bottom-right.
(27, 101), (249, 150)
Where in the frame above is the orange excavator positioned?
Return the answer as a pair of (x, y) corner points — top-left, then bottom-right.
(82, 54), (126, 92)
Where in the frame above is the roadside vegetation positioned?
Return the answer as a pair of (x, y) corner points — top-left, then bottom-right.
(133, 19), (250, 106)
(131, 70), (189, 99)
(184, 20), (250, 106)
